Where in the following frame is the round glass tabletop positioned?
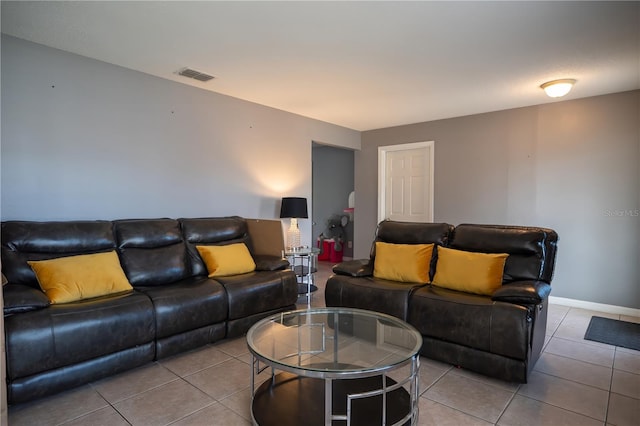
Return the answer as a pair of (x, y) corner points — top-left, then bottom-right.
(247, 307), (422, 378)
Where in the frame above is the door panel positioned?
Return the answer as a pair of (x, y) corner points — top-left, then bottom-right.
(378, 142), (434, 223)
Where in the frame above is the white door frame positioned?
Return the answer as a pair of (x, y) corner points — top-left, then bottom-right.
(378, 141), (435, 223)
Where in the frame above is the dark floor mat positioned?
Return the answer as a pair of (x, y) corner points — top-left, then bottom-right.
(584, 316), (640, 351)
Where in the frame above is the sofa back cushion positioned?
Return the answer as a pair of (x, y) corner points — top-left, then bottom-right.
(196, 243), (256, 277)
(373, 221), (454, 281)
(450, 224), (558, 283)
(27, 251), (133, 303)
(1, 221), (116, 289)
(431, 246), (508, 295)
(373, 242), (433, 283)
(180, 217), (252, 277)
(374, 221), (453, 246)
(114, 219), (189, 286)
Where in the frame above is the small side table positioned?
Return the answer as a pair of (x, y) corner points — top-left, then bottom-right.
(283, 247), (320, 295)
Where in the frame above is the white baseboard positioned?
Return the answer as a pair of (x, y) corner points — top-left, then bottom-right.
(549, 296), (640, 317)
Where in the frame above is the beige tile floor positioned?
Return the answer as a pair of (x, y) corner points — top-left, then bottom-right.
(8, 262), (640, 425)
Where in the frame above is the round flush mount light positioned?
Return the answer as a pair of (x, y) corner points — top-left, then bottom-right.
(540, 79), (576, 98)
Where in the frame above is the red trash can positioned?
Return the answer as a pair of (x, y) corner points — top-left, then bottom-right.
(317, 238), (331, 261)
(318, 238), (343, 262)
(329, 241), (343, 263)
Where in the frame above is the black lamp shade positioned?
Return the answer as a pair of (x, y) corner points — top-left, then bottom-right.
(280, 197), (308, 219)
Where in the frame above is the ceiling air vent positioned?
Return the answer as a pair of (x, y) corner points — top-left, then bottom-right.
(177, 67), (215, 82)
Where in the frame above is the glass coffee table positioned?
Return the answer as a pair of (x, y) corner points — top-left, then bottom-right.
(247, 308), (422, 426)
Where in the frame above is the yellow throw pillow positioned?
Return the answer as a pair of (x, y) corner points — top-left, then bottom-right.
(28, 251), (133, 304)
(432, 246), (508, 295)
(196, 243), (256, 277)
(373, 242), (433, 283)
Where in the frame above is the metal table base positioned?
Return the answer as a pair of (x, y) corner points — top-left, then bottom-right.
(250, 357), (419, 426)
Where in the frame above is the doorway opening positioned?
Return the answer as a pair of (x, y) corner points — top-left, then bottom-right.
(312, 142), (355, 260)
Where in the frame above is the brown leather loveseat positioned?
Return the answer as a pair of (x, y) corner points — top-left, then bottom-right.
(325, 220), (558, 383)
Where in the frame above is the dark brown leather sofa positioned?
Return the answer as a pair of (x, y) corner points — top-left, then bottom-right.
(325, 221), (558, 383)
(1, 216), (297, 404)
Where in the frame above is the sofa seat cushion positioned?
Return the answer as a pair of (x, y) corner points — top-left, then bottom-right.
(408, 286), (531, 360)
(213, 270), (297, 320)
(136, 277), (227, 339)
(325, 275), (426, 321)
(4, 291), (155, 380)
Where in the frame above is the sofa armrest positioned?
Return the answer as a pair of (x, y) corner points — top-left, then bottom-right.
(253, 255), (290, 271)
(492, 281), (551, 305)
(332, 259), (373, 277)
(3, 284), (50, 315)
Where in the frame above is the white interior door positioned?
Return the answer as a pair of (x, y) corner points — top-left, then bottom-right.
(378, 141), (434, 223)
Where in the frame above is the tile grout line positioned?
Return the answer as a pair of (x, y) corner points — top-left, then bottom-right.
(159, 349), (235, 377)
(541, 305), (570, 352)
(163, 398), (219, 426)
(419, 393), (499, 425)
(77, 385), (133, 426)
(418, 365), (451, 396)
(106, 401), (134, 426)
(420, 366), (517, 424)
(603, 346), (619, 425)
(517, 369), (610, 423)
(531, 361), (613, 393)
(91, 364), (184, 405)
(53, 394), (126, 426)
(532, 307), (614, 424)
(494, 389), (519, 426)
(534, 337), (616, 370)
(218, 387), (254, 423)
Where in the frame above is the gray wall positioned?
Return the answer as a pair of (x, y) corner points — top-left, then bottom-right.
(0, 35), (360, 247)
(312, 144), (354, 257)
(3, 36), (638, 309)
(357, 91), (640, 309)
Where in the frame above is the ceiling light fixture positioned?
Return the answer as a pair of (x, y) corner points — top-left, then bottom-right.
(540, 79), (576, 98)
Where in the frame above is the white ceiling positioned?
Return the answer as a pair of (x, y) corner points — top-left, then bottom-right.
(2, 1), (639, 131)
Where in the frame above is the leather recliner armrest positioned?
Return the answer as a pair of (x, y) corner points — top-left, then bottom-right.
(332, 259), (373, 277)
(492, 280), (551, 305)
(253, 254), (290, 271)
(3, 284), (50, 315)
